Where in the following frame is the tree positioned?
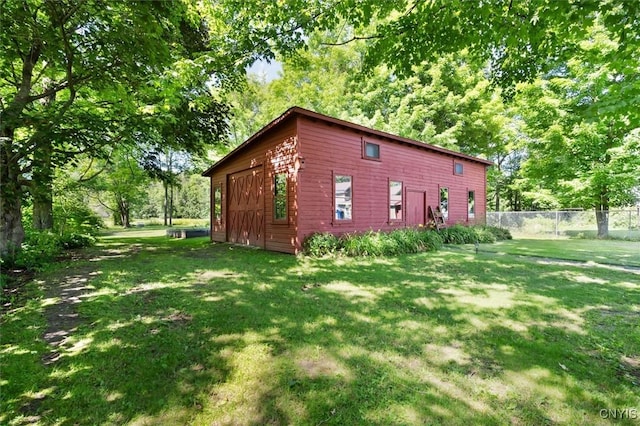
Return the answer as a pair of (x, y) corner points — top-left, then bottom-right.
(0, 0), (327, 257)
(226, 31), (360, 145)
(515, 23), (640, 237)
(322, 1), (638, 90)
(175, 173), (210, 219)
(88, 149), (149, 228)
(0, 0), (209, 256)
(138, 83), (230, 226)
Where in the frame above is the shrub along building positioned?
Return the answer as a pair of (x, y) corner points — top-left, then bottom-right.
(203, 107), (492, 254)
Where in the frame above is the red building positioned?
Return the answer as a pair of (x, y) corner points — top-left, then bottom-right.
(203, 107), (492, 254)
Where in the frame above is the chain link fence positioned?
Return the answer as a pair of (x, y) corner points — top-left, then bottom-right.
(486, 209), (640, 240)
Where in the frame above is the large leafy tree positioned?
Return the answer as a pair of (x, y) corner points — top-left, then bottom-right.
(324, 1), (639, 90)
(86, 148), (150, 229)
(0, 0), (206, 256)
(516, 23), (640, 237)
(0, 0), (329, 257)
(138, 81), (230, 226)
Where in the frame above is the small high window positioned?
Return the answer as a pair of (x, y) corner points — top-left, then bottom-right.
(468, 190), (475, 219)
(213, 184), (222, 223)
(335, 175), (352, 220)
(440, 187), (449, 221)
(454, 162), (464, 175)
(274, 173), (287, 221)
(363, 141), (380, 160)
(389, 181), (403, 220)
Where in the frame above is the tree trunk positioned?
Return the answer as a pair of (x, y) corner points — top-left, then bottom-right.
(0, 134), (25, 259)
(168, 150), (174, 227)
(120, 209), (130, 228)
(169, 183), (174, 227)
(118, 199), (130, 228)
(595, 187), (610, 238)
(595, 208), (609, 238)
(0, 42), (43, 257)
(163, 181), (169, 226)
(32, 138), (54, 230)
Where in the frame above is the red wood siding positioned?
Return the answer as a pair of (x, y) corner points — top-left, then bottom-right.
(209, 117), (299, 254)
(296, 116), (487, 246)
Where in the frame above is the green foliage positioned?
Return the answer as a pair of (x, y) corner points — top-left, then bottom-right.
(439, 224), (479, 244)
(14, 231), (61, 270)
(480, 226), (513, 241)
(10, 200), (100, 269)
(515, 23), (640, 223)
(341, 231), (387, 257)
(473, 227), (497, 244)
(174, 174), (210, 219)
(53, 199), (103, 237)
(303, 228), (443, 257)
(58, 233), (96, 250)
(12, 228), (96, 270)
(438, 225), (513, 245)
(302, 232), (340, 257)
(303, 226), (511, 257)
(325, 1), (638, 96)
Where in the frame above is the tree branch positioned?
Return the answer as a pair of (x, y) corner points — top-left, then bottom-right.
(27, 80), (70, 102)
(26, 73), (90, 103)
(77, 149), (115, 183)
(94, 195), (117, 214)
(322, 34), (384, 46)
(404, 0), (424, 16)
(31, 60), (51, 88)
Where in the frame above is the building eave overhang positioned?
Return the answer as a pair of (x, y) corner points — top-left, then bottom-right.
(202, 106), (493, 177)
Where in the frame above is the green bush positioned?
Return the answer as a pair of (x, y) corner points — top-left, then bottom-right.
(480, 226), (513, 241)
(14, 231), (61, 269)
(474, 227), (497, 244)
(303, 228), (443, 257)
(342, 231), (378, 256)
(54, 202), (103, 236)
(418, 229), (444, 250)
(9, 230), (96, 270)
(303, 232), (341, 256)
(438, 225), (512, 244)
(440, 224), (479, 244)
(59, 233), (96, 249)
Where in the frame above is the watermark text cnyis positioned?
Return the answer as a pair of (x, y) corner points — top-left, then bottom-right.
(599, 408), (638, 420)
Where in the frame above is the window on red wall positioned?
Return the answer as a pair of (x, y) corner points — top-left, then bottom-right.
(389, 180), (403, 220)
(213, 184), (222, 223)
(335, 175), (353, 220)
(454, 162), (464, 175)
(273, 173), (288, 221)
(440, 187), (449, 221)
(363, 140), (380, 160)
(468, 190), (475, 219)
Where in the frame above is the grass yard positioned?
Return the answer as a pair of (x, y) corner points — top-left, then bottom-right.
(2, 236), (639, 425)
(478, 238), (640, 268)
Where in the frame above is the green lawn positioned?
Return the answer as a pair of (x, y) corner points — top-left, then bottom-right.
(478, 238), (640, 268)
(2, 237), (639, 425)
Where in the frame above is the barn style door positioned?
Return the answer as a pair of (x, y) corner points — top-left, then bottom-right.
(406, 190), (426, 227)
(227, 166), (265, 247)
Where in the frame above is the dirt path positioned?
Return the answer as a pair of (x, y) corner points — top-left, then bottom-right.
(39, 244), (143, 365)
(41, 264), (99, 365)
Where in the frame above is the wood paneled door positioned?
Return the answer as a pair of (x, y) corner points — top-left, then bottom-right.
(406, 190), (426, 227)
(227, 166), (265, 247)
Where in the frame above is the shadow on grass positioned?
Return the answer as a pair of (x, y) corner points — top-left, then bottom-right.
(2, 237), (639, 425)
